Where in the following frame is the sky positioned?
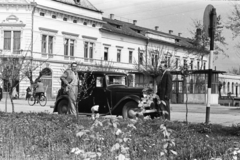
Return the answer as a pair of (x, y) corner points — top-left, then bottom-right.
(89, 0), (240, 72)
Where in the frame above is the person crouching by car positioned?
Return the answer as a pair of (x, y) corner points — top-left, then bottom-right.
(35, 80), (44, 103)
(60, 62), (79, 115)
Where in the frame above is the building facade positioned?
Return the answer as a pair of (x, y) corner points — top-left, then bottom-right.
(0, 0), (223, 104)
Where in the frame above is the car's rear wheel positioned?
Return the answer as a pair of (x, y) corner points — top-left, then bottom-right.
(122, 101), (141, 119)
(58, 100), (69, 114)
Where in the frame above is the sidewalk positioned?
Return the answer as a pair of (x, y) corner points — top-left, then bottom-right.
(171, 103), (240, 126)
(0, 99), (240, 126)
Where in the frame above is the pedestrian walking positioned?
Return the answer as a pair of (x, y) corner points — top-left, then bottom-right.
(156, 60), (173, 120)
(60, 62), (79, 115)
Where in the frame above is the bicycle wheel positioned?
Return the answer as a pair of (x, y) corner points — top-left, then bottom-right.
(28, 96), (35, 106)
(39, 95), (47, 106)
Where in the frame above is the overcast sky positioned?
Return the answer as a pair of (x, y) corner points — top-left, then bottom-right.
(89, 0), (240, 72)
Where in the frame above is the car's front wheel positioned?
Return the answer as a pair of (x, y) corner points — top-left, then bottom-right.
(122, 101), (141, 119)
(57, 100), (69, 114)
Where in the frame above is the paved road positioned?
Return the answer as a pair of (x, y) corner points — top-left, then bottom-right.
(1, 99), (240, 126)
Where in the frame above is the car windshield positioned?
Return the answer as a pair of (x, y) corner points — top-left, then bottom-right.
(106, 75), (127, 86)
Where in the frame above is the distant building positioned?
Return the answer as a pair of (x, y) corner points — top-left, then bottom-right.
(219, 73), (240, 97)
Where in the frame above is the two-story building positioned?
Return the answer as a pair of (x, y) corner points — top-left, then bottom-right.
(0, 0), (223, 104)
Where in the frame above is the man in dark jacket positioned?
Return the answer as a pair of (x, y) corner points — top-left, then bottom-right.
(156, 61), (173, 120)
(0, 86), (2, 101)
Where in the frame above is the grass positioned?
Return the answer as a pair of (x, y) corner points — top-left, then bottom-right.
(0, 111), (239, 160)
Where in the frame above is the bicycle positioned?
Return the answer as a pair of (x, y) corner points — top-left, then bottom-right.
(28, 92), (47, 106)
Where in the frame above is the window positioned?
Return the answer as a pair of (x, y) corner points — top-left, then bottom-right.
(190, 60), (194, 70)
(41, 35), (54, 54)
(4, 31), (21, 54)
(203, 61), (206, 70)
(129, 51), (133, 64)
(96, 77), (104, 87)
(4, 31), (11, 50)
(40, 12), (45, 16)
(175, 58), (179, 69)
(197, 61), (200, 70)
(84, 42), (94, 60)
(63, 17), (67, 21)
(151, 53), (158, 67)
(48, 36), (53, 54)
(167, 57), (171, 68)
(92, 24), (96, 27)
(84, 22), (87, 25)
(139, 52), (143, 65)
(52, 15), (56, 19)
(183, 59), (187, 67)
(64, 38), (75, 57)
(73, 20), (77, 23)
(104, 47), (108, 61)
(117, 49), (121, 62)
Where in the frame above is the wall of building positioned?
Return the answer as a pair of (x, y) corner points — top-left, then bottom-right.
(219, 73), (240, 97)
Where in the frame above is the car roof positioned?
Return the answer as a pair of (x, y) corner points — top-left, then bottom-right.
(77, 71), (127, 76)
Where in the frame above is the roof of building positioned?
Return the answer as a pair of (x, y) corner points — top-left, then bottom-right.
(101, 17), (199, 49)
(52, 0), (102, 12)
(0, 0), (29, 4)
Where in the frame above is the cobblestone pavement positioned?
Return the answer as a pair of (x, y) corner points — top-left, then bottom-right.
(0, 99), (240, 126)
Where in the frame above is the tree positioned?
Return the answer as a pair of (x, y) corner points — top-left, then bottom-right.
(94, 59), (114, 72)
(135, 45), (178, 93)
(188, 16), (228, 59)
(226, 3), (240, 48)
(0, 52), (48, 113)
(228, 66), (240, 75)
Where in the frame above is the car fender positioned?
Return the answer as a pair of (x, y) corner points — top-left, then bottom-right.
(111, 95), (141, 114)
(53, 95), (70, 112)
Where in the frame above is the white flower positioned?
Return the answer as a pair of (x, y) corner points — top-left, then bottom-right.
(233, 150), (237, 155)
(117, 154), (126, 160)
(116, 129), (122, 136)
(206, 135), (209, 138)
(91, 105), (99, 112)
(70, 147), (84, 155)
(233, 155), (237, 160)
(91, 114), (95, 120)
(96, 113), (100, 118)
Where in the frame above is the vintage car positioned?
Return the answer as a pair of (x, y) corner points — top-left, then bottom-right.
(53, 71), (158, 119)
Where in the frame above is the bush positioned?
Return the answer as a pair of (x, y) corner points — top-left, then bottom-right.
(0, 111), (239, 159)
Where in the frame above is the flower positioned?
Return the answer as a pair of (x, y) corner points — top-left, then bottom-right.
(91, 105), (99, 112)
(116, 129), (122, 136)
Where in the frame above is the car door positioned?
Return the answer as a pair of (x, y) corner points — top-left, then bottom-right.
(92, 75), (109, 114)
(78, 73), (95, 113)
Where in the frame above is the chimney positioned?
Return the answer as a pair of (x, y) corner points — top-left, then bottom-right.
(155, 26), (159, 31)
(169, 30), (173, 34)
(110, 14), (114, 20)
(133, 20), (137, 25)
(178, 33), (182, 37)
(196, 28), (202, 45)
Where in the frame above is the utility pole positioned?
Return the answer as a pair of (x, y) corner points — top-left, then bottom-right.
(203, 5), (217, 124)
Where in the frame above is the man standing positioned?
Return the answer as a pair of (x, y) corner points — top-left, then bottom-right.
(156, 61), (173, 120)
(60, 62), (79, 115)
(0, 86), (2, 101)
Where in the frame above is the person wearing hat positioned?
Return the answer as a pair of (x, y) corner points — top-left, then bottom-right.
(156, 60), (172, 120)
(60, 62), (79, 115)
(35, 79), (45, 103)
